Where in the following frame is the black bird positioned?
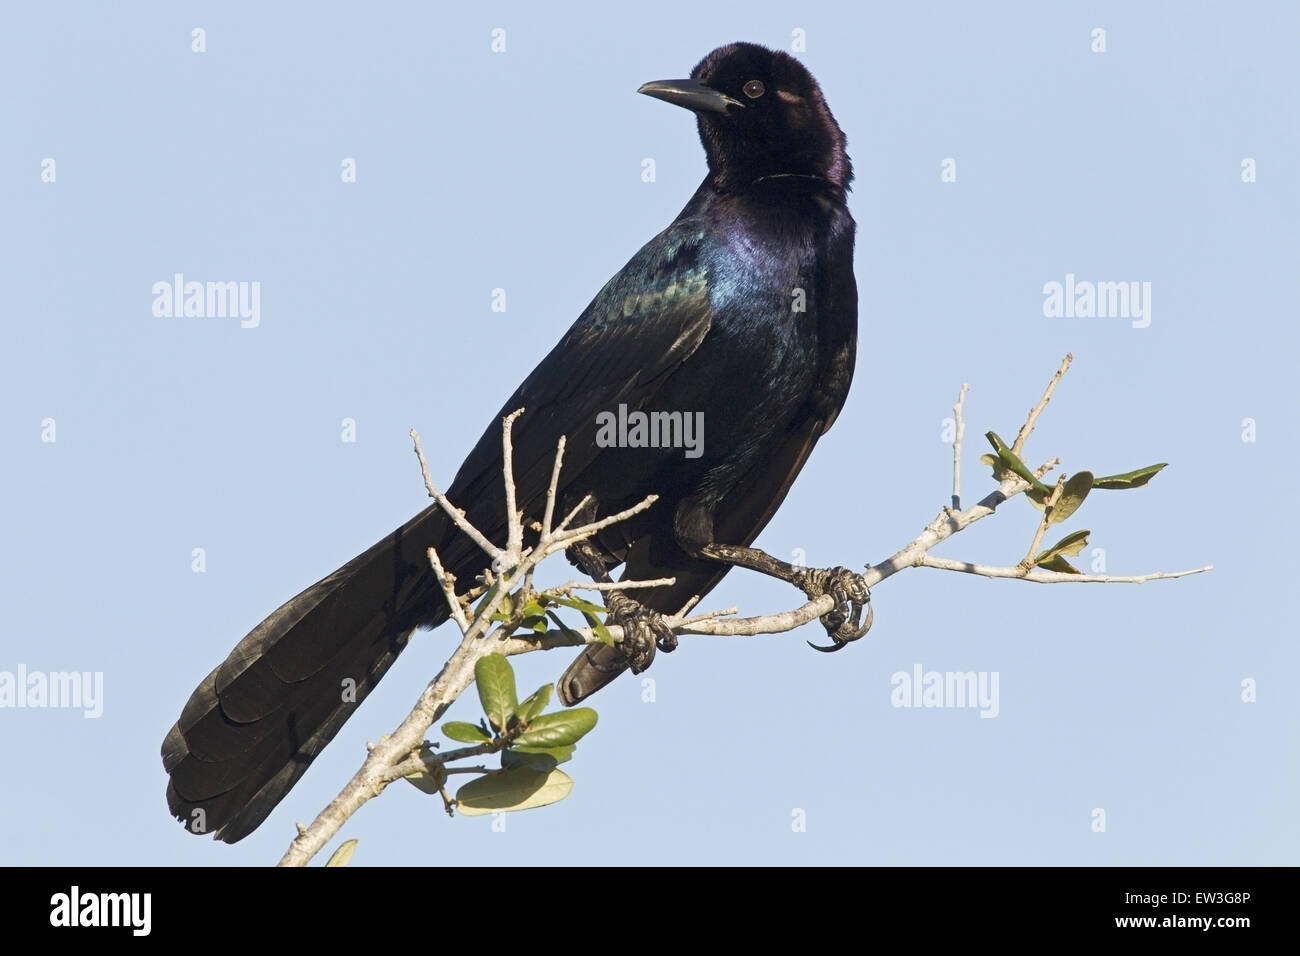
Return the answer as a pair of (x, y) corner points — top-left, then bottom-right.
(163, 41), (865, 843)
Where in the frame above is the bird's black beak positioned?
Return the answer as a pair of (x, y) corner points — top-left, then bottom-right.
(638, 78), (743, 114)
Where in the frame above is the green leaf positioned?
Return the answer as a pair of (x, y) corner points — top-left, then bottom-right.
(516, 743), (575, 764)
(515, 598), (551, 632)
(1037, 554), (1081, 574)
(325, 838), (358, 867)
(581, 610), (615, 648)
(544, 611), (586, 646)
(488, 591), (516, 623)
(501, 750), (556, 772)
(1048, 471), (1092, 524)
(493, 595), (556, 627)
(520, 598), (552, 615)
(501, 743), (574, 775)
(1035, 529), (1091, 566)
(442, 721), (492, 744)
(516, 684), (553, 724)
(473, 583), (502, 620)
(404, 771), (444, 795)
(1093, 463), (1168, 490)
(501, 744), (575, 772)
(553, 595), (607, 616)
(455, 768), (574, 815)
(986, 431), (1052, 494)
(403, 743), (448, 794)
(475, 654), (517, 732)
(513, 708), (598, 748)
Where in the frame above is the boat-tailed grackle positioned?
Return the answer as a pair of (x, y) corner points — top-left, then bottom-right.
(163, 41), (866, 843)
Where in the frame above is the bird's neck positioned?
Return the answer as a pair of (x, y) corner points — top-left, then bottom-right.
(709, 169), (847, 204)
(749, 172), (839, 189)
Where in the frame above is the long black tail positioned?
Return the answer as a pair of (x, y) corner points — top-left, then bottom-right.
(162, 505), (466, 843)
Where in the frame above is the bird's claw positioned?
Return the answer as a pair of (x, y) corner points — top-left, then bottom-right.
(795, 565), (872, 653)
(607, 595), (677, 674)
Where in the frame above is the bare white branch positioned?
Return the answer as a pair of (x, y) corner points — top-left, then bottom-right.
(555, 493), (594, 536)
(919, 555), (1213, 584)
(411, 428), (501, 560)
(279, 355), (1207, 865)
(551, 494), (659, 548)
(1020, 474), (1065, 570)
(1013, 353), (1072, 457)
(952, 382), (969, 509)
(500, 408), (526, 562)
(426, 545), (469, 632)
(543, 578), (677, 595)
(541, 435), (567, 539)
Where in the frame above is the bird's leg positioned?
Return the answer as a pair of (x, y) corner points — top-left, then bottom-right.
(695, 543), (872, 652)
(564, 538), (677, 674)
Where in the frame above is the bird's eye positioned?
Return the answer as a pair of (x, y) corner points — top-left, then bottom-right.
(743, 80), (766, 99)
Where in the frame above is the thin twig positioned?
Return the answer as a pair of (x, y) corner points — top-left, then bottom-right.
(543, 577), (677, 595)
(541, 435), (567, 539)
(501, 409), (525, 561)
(1020, 475), (1065, 571)
(551, 494), (659, 547)
(952, 383), (969, 510)
(427, 546), (469, 632)
(919, 555), (1213, 583)
(555, 493), (594, 536)
(675, 594), (704, 617)
(411, 428), (501, 559)
(678, 605), (738, 623)
(1012, 353), (1072, 456)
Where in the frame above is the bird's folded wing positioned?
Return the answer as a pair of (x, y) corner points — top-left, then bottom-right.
(447, 223), (716, 514)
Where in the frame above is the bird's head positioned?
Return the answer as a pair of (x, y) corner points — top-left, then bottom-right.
(639, 42), (852, 192)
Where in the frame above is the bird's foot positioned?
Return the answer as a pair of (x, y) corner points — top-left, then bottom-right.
(793, 566), (872, 653)
(606, 593), (678, 674)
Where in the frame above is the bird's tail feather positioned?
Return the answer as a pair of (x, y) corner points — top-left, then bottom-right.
(162, 505), (457, 843)
(557, 643), (632, 706)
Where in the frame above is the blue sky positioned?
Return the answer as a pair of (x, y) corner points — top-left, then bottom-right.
(2, 1), (1296, 866)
